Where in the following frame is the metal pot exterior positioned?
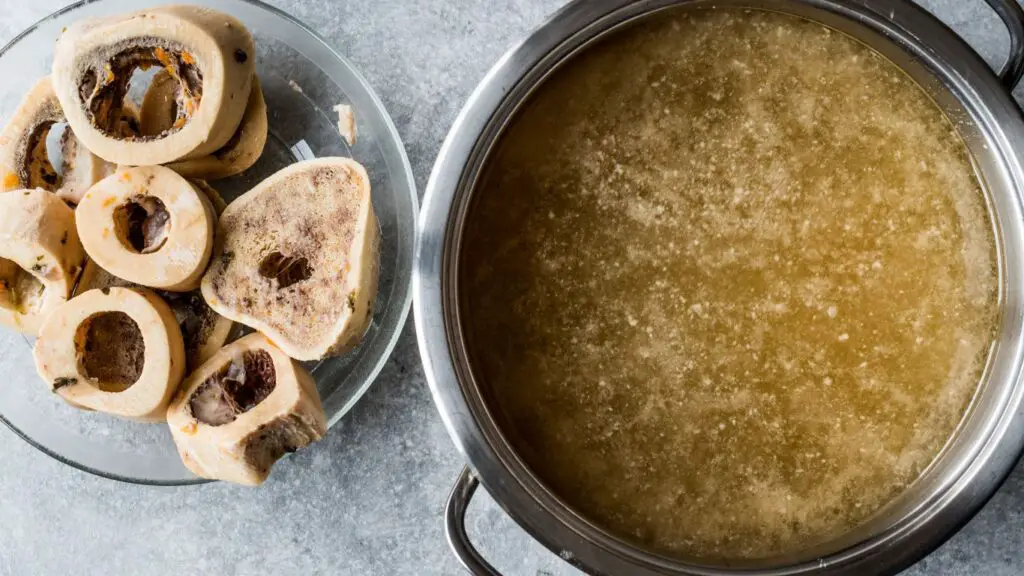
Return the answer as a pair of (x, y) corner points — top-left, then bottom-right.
(415, 1), (1024, 574)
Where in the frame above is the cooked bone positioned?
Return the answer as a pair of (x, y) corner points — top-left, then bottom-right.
(52, 6), (256, 165)
(0, 189), (85, 334)
(166, 333), (326, 485)
(76, 165), (214, 291)
(0, 77), (108, 204)
(201, 158), (380, 361)
(33, 286), (185, 422)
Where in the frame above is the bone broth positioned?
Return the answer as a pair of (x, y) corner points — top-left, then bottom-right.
(460, 9), (999, 560)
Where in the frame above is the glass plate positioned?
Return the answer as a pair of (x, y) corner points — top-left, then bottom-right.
(0, 0), (417, 484)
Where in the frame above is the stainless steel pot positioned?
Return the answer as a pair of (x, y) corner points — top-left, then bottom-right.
(414, 1), (1024, 574)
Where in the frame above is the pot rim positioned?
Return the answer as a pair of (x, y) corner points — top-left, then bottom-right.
(415, 1), (1024, 574)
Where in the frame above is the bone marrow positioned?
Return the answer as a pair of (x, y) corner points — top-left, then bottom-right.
(78, 310), (145, 393)
(201, 158), (381, 361)
(81, 40), (204, 140)
(0, 77), (108, 204)
(115, 195), (171, 253)
(76, 165), (214, 291)
(166, 333), (326, 485)
(0, 189), (85, 335)
(52, 6), (256, 165)
(189, 348), (276, 426)
(33, 286), (186, 422)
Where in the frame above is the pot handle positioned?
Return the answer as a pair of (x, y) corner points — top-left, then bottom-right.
(982, 0), (1024, 88)
(445, 467), (504, 576)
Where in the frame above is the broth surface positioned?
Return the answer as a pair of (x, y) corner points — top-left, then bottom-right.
(461, 8), (999, 560)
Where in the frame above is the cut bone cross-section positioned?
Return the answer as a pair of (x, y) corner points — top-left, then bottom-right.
(142, 71), (267, 180)
(0, 77), (110, 204)
(52, 6), (256, 166)
(0, 189), (85, 335)
(201, 158), (381, 361)
(167, 333), (327, 485)
(76, 165), (215, 291)
(33, 287), (186, 422)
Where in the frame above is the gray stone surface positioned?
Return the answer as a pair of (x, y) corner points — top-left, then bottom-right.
(0, 0), (1022, 575)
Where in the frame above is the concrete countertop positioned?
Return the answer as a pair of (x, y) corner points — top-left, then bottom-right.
(0, 0), (1022, 574)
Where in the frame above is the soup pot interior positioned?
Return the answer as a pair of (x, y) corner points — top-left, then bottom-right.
(421, 0), (1024, 574)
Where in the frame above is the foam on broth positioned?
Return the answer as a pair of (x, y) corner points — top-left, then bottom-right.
(460, 8), (998, 561)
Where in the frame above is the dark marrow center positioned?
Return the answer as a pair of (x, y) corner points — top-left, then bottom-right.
(0, 257), (44, 314)
(21, 120), (69, 192)
(258, 252), (312, 289)
(189, 350), (277, 426)
(114, 196), (170, 254)
(76, 311), (145, 393)
(242, 416), (316, 477)
(79, 39), (203, 139)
